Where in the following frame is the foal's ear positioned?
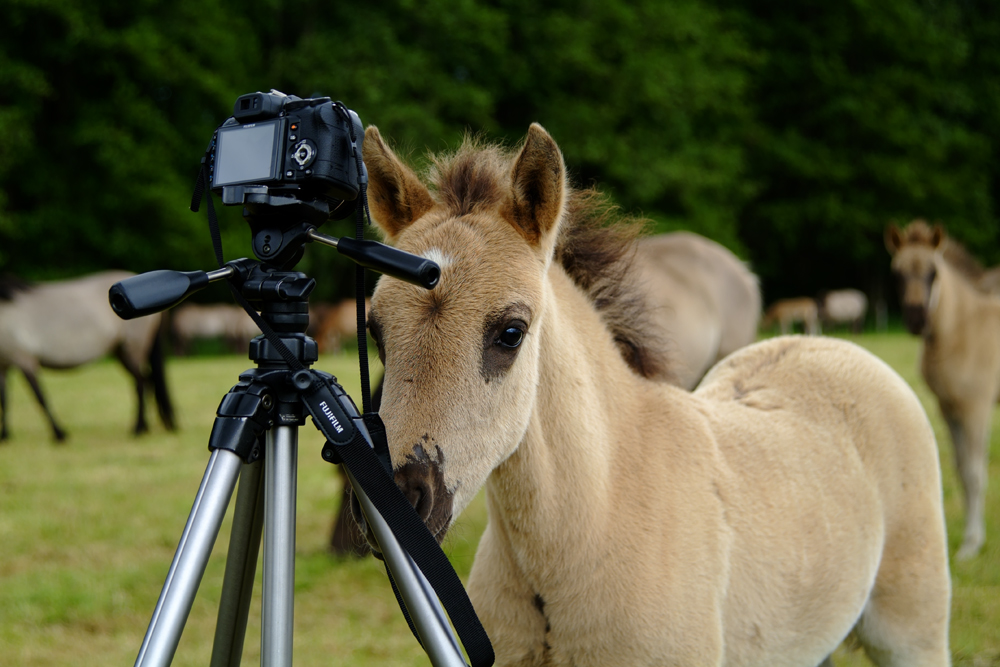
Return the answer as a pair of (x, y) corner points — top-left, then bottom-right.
(930, 223), (946, 250)
(884, 223), (903, 255)
(363, 126), (435, 239)
(501, 123), (567, 251)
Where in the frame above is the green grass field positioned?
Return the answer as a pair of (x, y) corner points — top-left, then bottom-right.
(0, 334), (998, 666)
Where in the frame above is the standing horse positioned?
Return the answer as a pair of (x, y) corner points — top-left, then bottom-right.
(0, 271), (175, 441)
(818, 289), (868, 333)
(633, 233), (760, 389)
(886, 220), (1000, 560)
(171, 302), (259, 355)
(362, 125), (950, 666)
(315, 298), (369, 354)
(761, 297), (822, 335)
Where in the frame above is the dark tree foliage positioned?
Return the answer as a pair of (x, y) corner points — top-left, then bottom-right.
(1, 0), (999, 309)
(728, 0), (996, 301)
(0, 0), (270, 276)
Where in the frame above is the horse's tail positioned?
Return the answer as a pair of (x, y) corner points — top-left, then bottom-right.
(148, 326), (176, 431)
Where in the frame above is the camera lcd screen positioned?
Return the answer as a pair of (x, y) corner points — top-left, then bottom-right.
(213, 120), (281, 188)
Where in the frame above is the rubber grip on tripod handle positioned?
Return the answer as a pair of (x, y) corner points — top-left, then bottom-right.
(109, 270), (210, 319)
(336, 237), (440, 289)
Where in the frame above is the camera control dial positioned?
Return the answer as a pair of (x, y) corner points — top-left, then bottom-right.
(292, 140), (316, 169)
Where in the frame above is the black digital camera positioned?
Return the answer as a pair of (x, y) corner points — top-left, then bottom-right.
(209, 90), (364, 219)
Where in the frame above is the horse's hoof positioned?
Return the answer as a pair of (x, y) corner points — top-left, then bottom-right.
(54, 431), (68, 443)
(956, 540), (983, 561)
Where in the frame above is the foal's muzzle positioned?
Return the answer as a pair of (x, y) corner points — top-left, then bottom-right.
(902, 304), (927, 335)
(354, 444), (454, 553)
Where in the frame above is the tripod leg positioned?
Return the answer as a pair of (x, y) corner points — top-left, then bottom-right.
(261, 426), (298, 667)
(135, 450), (243, 667)
(211, 459), (265, 667)
(344, 467), (468, 667)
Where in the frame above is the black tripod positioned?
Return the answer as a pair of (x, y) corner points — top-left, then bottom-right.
(111, 233), (473, 667)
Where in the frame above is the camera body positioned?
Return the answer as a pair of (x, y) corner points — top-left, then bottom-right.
(209, 91), (364, 216)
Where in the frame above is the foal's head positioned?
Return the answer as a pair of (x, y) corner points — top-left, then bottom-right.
(885, 220), (944, 334)
(363, 124), (666, 539)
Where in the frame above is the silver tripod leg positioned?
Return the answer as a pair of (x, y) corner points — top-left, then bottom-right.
(210, 459), (265, 667)
(134, 450), (244, 667)
(345, 467), (469, 667)
(261, 425), (298, 667)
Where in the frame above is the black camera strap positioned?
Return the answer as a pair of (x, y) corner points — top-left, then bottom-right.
(191, 165), (495, 667)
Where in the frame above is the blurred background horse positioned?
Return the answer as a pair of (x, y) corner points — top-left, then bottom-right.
(632, 232), (761, 390)
(0, 271), (174, 442)
(886, 220), (1000, 559)
(313, 298), (369, 354)
(761, 297), (821, 335)
(817, 288), (868, 332)
(170, 302), (259, 355)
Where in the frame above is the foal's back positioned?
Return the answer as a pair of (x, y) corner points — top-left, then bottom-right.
(686, 335), (949, 665)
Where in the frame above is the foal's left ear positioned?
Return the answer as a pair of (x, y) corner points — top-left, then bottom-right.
(501, 123), (567, 252)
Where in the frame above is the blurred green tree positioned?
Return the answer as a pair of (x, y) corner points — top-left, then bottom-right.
(727, 0), (995, 301)
(0, 0), (259, 276)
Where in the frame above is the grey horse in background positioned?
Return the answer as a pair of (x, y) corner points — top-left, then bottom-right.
(632, 231), (762, 390)
(0, 271), (175, 441)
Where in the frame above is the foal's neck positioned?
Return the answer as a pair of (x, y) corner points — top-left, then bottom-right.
(486, 266), (647, 570)
(928, 261), (984, 342)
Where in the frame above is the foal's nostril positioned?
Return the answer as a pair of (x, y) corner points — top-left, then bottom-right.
(392, 445), (453, 541)
(397, 469), (435, 522)
(407, 482), (431, 519)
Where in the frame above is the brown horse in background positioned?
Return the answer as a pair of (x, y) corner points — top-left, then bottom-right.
(632, 232), (761, 390)
(0, 271), (174, 441)
(761, 297), (821, 335)
(887, 219), (1000, 559)
(314, 298), (369, 354)
(170, 302), (259, 354)
(359, 124), (950, 666)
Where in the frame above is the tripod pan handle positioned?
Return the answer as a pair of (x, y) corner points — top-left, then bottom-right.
(109, 270), (210, 319)
(335, 237), (440, 289)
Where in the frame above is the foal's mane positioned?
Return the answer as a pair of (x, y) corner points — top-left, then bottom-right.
(428, 137), (674, 383)
(901, 219), (984, 285)
(0, 274), (33, 302)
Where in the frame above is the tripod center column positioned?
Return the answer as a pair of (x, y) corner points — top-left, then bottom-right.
(261, 425), (298, 666)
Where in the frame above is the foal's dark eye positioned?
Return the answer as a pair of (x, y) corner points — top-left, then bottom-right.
(497, 325), (524, 349)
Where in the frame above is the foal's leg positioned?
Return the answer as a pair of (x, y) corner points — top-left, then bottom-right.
(115, 347), (148, 435)
(944, 403), (991, 560)
(854, 520), (951, 666)
(22, 368), (67, 442)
